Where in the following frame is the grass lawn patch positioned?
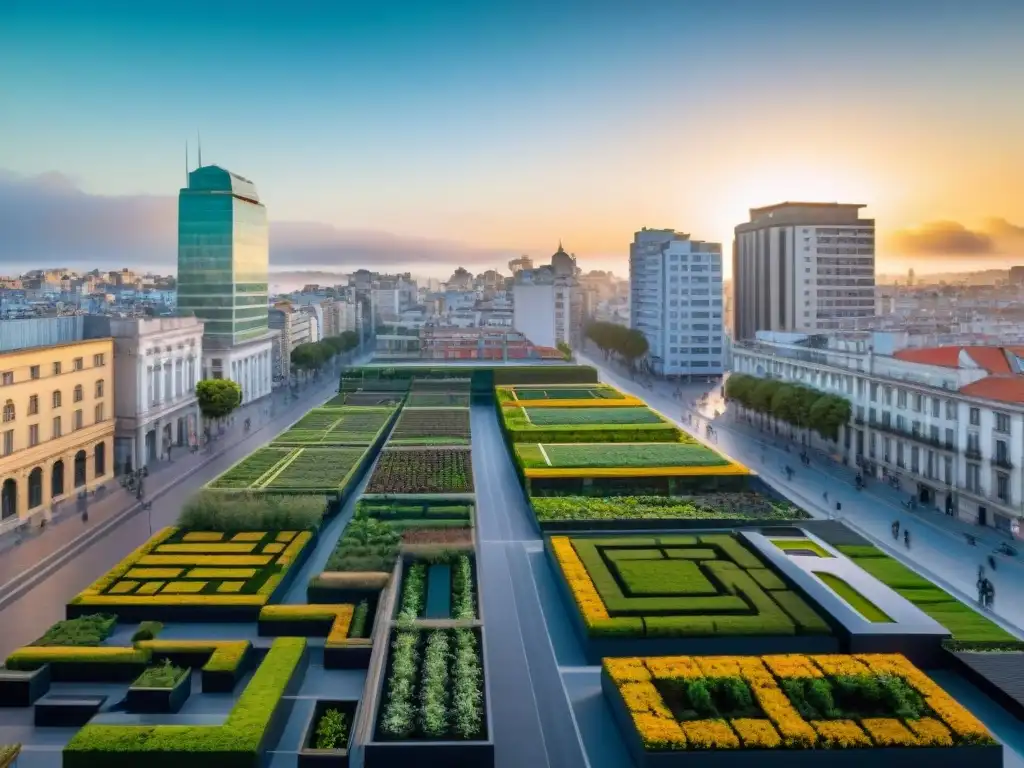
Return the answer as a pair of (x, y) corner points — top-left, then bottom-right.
(838, 544), (1017, 643)
(261, 447), (365, 493)
(208, 448), (294, 490)
(771, 539), (834, 558)
(524, 407), (666, 425)
(532, 493), (807, 523)
(814, 572), (893, 623)
(613, 559), (717, 596)
(521, 442), (729, 469)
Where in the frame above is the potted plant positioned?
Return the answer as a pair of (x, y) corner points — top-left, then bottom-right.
(125, 660), (192, 713)
(299, 699), (357, 767)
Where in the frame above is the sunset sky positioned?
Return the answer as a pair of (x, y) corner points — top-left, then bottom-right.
(1, 0), (1023, 277)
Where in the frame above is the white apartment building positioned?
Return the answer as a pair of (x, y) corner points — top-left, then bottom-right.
(512, 268), (572, 349)
(732, 331), (1024, 534)
(322, 298), (361, 337)
(733, 203), (875, 341)
(86, 316), (205, 472)
(629, 229), (725, 377)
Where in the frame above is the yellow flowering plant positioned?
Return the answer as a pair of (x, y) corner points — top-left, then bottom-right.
(731, 718), (781, 748)
(681, 719), (740, 749)
(906, 717), (954, 746)
(183, 532), (224, 542)
(604, 658), (650, 683)
(812, 719), (872, 748)
(551, 536), (609, 623)
(761, 654), (823, 679)
(860, 718), (919, 747)
(156, 543), (258, 554)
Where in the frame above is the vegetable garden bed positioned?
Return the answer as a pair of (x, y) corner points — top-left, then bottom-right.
(356, 499), (473, 525)
(602, 653), (1000, 768)
(207, 448), (295, 490)
(516, 442), (731, 469)
(511, 385), (624, 400)
(548, 533), (835, 662)
(523, 406), (666, 425)
(390, 408), (471, 445)
(407, 393), (471, 408)
(396, 555), (477, 622)
(262, 448), (366, 493)
(367, 448), (474, 494)
(272, 407), (394, 446)
(366, 628), (492, 767)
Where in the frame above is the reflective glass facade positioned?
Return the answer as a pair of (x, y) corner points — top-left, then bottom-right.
(177, 166), (269, 346)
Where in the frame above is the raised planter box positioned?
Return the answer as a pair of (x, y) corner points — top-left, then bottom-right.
(544, 538), (839, 664)
(298, 699), (358, 767)
(602, 670), (1002, 768)
(534, 516), (811, 533)
(324, 639), (373, 670)
(34, 694), (106, 727)
(947, 650), (1024, 723)
(0, 664), (51, 706)
(259, 617), (334, 638)
(126, 668), (192, 714)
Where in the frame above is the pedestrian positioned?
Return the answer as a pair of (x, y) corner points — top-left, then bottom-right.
(892, 520), (900, 539)
(986, 580), (996, 608)
(823, 491), (829, 504)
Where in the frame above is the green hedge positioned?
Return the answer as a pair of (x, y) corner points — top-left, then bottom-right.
(64, 638), (306, 768)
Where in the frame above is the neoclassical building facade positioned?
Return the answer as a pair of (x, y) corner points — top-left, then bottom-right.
(0, 337), (115, 525)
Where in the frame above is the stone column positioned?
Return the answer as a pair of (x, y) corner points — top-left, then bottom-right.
(136, 424), (147, 470)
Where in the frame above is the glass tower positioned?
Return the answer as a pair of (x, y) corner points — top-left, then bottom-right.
(177, 166), (270, 346)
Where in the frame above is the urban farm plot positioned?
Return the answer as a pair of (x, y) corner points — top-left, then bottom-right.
(531, 493), (809, 525)
(207, 448), (294, 489)
(512, 385), (625, 400)
(367, 448), (474, 494)
(524, 406), (667, 426)
(551, 533), (831, 644)
(262, 447), (365, 493)
(406, 392), (471, 407)
(603, 653), (997, 764)
(326, 392), (404, 407)
(272, 407), (393, 446)
(409, 377), (471, 394)
(68, 527), (312, 617)
(517, 442), (731, 469)
(390, 408), (471, 445)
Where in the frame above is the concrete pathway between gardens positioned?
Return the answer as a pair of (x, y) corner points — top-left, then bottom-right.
(580, 351), (1024, 638)
(0, 373), (345, 593)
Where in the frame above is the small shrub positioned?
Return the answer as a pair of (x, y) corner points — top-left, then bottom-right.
(314, 708), (349, 750)
(133, 659), (187, 688)
(32, 614), (116, 647)
(178, 492), (325, 532)
(349, 600), (370, 638)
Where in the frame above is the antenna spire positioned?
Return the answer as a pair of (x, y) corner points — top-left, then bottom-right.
(197, 131), (202, 168)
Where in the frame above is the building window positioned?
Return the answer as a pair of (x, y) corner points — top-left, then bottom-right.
(93, 353), (106, 367)
(996, 472), (1010, 504)
(945, 427), (954, 448)
(94, 403), (104, 423)
(95, 380), (104, 398)
(28, 467), (42, 510)
(896, 443), (905, 468)
(53, 416), (62, 438)
(51, 460), (64, 498)
(30, 365), (40, 380)
(946, 400), (957, 420)
(52, 390), (62, 408)
(73, 357), (84, 371)
(2, 400), (14, 422)
(931, 398), (939, 418)
(53, 361), (62, 375)
(28, 395), (38, 415)
(73, 385), (83, 402)
(910, 446), (919, 473)
(966, 462), (981, 492)
(1, 429), (12, 456)
(28, 424), (39, 447)
(944, 457), (953, 484)
(969, 407), (980, 426)
(912, 394), (922, 412)
(73, 409), (83, 430)
(995, 412), (1010, 433)
(897, 390), (907, 408)
(0, 372), (12, 386)
(95, 442), (106, 477)
(74, 450), (87, 487)
(995, 439), (1009, 464)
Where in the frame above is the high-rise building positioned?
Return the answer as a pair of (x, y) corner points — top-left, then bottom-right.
(177, 165), (274, 403)
(629, 229), (724, 377)
(732, 202), (876, 341)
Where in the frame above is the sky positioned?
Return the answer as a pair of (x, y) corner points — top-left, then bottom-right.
(1, 0), (1023, 279)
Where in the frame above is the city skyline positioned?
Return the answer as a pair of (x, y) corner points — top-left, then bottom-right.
(1, 0), (1023, 277)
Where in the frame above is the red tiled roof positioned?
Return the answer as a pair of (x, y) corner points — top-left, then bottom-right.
(894, 346), (1012, 374)
(960, 376), (1024, 404)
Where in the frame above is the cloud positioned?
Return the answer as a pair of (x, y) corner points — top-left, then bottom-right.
(887, 218), (1024, 258)
(0, 169), (515, 272)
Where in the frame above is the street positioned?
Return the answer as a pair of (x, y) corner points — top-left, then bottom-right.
(0, 364), (357, 658)
(580, 351), (1024, 637)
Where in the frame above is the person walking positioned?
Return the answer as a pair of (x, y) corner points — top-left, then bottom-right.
(891, 520), (900, 540)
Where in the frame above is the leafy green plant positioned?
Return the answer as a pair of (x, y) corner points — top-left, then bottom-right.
(367, 448), (474, 494)
(314, 708), (349, 749)
(379, 632), (419, 738)
(325, 517), (401, 572)
(451, 629), (484, 739)
(398, 564), (427, 623)
(420, 630), (450, 737)
(32, 614), (116, 647)
(178, 492), (325, 532)
(131, 621), (164, 643)
(133, 659), (187, 688)
(208, 449), (294, 489)
(196, 379), (242, 421)
(531, 494), (807, 522)
(263, 448), (364, 491)
(452, 556), (475, 620)
(391, 408), (471, 443)
(349, 600), (370, 638)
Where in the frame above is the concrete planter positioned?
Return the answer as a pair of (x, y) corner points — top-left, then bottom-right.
(324, 639), (373, 670)
(34, 694), (107, 727)
(0, 664), (50, 706)
(298, 699), (358, 767)
(126, 667), (192, 713)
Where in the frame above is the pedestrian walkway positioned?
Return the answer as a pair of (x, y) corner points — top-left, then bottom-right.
(581, 351), (1024, 636)
(0, 374), (341, 587)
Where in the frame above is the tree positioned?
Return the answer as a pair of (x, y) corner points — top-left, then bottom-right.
(196, 379), (242, 423)
(291, 342), (326, 373)
(620, 329), (650, 371)
(556, 341), (573, 361)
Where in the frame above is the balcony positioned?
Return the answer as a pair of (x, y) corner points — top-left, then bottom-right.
(867, 420), (953, 451)
(965, 447), (982, 461)
(994, 455), (1014, 470)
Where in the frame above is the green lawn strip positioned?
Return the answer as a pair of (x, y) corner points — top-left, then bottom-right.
(747, 568), (786, 591)
(662, 548), (718, 560)
(837, 544), (1017, 643)
(644, 615), (719, 637)
(770, 539), (834, 558)
(605, 549), (665, 561)
(814, 571), (894, 623)
(541, 442), (729, 468)
(696, 535), (764, 570)
(64, 638), (306, 767)
(523, 407), (666, 426)
(769, 590), (833, 635)
(515, 444), (548, 467)
(531, 495), (807, 522)
(611, 559), (718, 596)
(655, 535), (699, 546)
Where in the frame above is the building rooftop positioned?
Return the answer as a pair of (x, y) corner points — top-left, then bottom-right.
(893, 346), (1017, 375)
(185, 165), (261, 204)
